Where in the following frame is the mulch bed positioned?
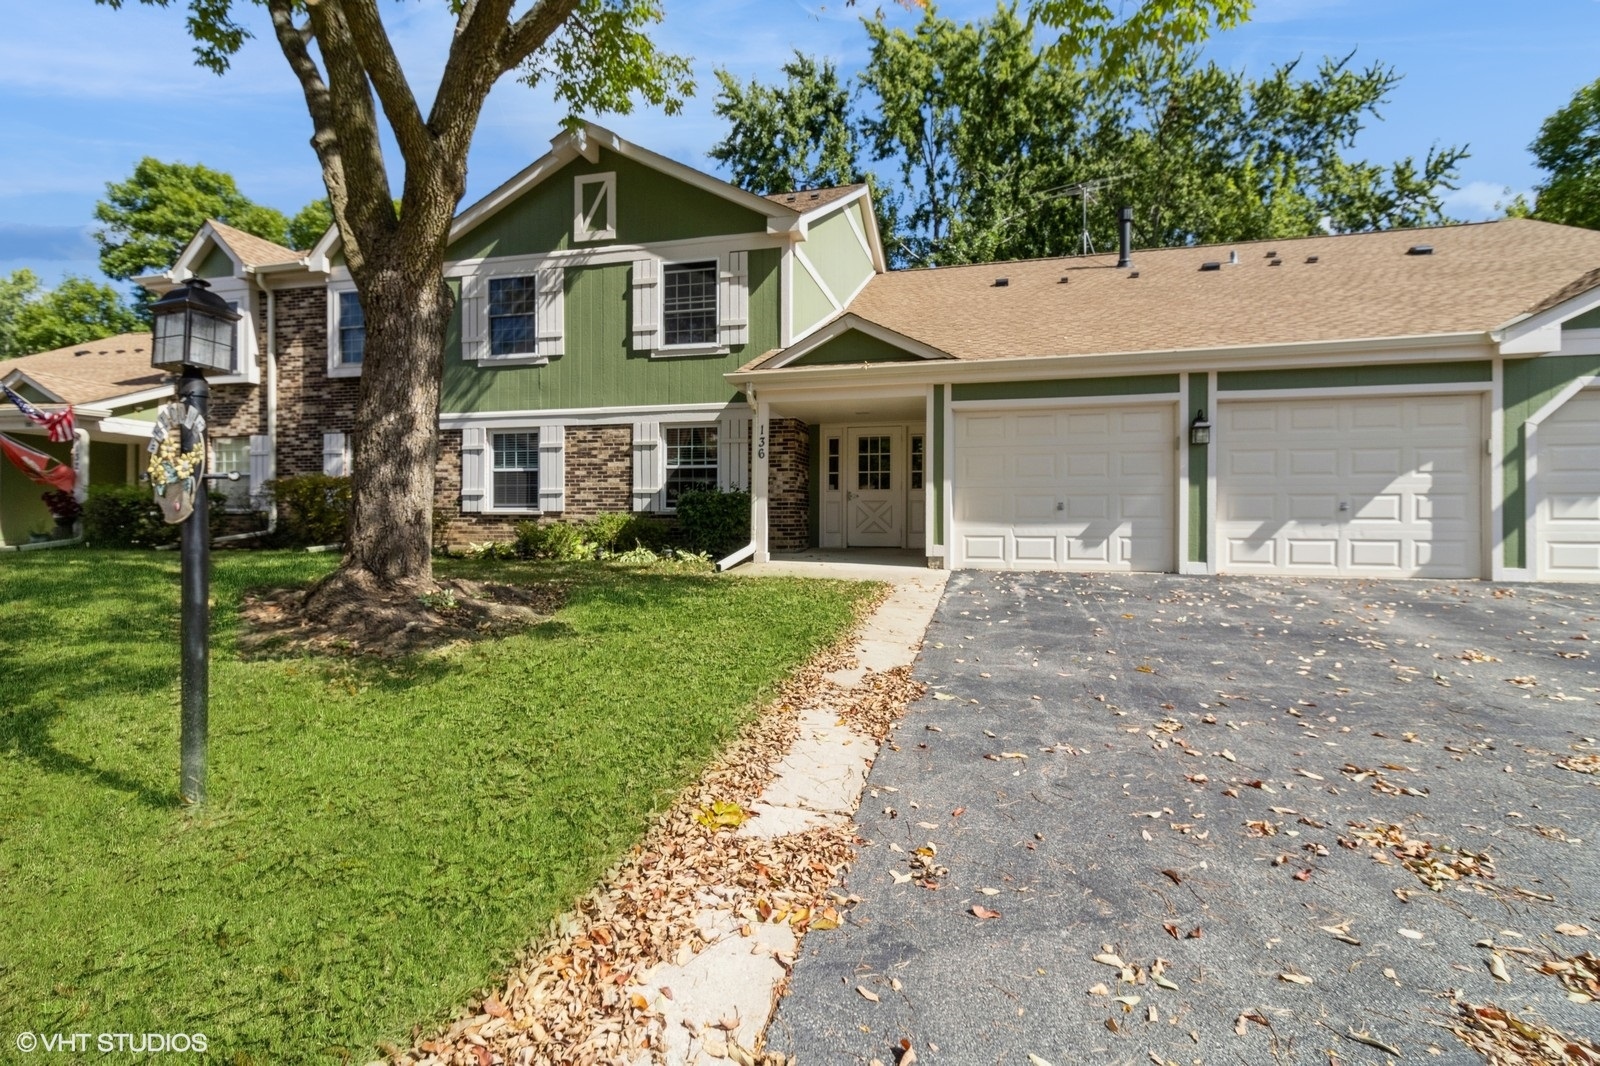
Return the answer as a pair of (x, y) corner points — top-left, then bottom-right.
(236, 578), (568, 658)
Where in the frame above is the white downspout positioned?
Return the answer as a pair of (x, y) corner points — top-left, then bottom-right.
(715, 384), (762, 572)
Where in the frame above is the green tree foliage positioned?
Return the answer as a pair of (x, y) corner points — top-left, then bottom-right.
(715, 4), (1464, 266)
(0, 271), (144, 358)
(93, 158), (290, 280)
(1529, 75), (1600, 230)
(712, 54), (862, 194)
(97, 0), (692, 605)
(285, 198), (335, 252)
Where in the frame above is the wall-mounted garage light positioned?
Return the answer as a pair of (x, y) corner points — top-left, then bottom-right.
(1189, 410), (1212, 446)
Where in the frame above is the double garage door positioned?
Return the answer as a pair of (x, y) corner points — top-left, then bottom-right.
(953, 395), (1487, 577)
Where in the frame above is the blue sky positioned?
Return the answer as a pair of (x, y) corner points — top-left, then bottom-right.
(1, 0), (1596, 288)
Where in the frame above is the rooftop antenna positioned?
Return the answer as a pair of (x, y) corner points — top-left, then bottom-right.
(1054, 174), (1132, 255)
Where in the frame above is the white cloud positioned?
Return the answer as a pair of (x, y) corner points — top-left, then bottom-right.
(1442, 180), (1526, 222)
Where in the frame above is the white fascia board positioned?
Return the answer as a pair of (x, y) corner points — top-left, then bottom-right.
(1492, 280), (1600, 354)
(97, 415), (164, 440)
(103, 386), (175, 411)
(0, 370), (65, 403)
(439, 402), (731, 430)
(760, 313), (956, 369)
(133, 271), (178, 295)
(795, 186), (887, 274)
(171, 222), (243, 279)
(305, 223), (342, 274)
(734, 331), (1494, 391)
(448, 122), (803, 252)
(445, 230), (790, 276)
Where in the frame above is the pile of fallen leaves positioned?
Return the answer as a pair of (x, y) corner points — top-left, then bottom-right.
(1538, 950), (1600, 1002)
(1557, 753), (1600, 775)
(1341, 820), (1494, 891)
(834, 663), (927, 740)
(391, 590), (922, 1065)
(1448, 1001), (1600, 1065)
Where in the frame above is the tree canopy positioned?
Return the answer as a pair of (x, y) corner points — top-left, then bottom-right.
(0, 270), (144, 359)
(712, 3), (1465, 267)
(94, 157), (292, 281)
(1529, 74), (1600, 230)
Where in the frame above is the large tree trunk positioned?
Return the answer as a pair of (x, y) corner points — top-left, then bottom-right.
(306, 261), (452, 608)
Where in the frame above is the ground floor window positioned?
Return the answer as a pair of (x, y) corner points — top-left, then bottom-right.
(910, 434), (925, 490)
(664, 425), (718, 507)
(493, 431), (540, 510)
(211, 437), (251, 509)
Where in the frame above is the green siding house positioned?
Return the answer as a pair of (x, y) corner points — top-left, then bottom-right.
(116, 122), (1600, 583)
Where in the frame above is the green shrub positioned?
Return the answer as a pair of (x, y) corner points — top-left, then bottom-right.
(674, 489), (750, 558)
(82, 483), (226, 549)
(269, 474), (351, 547)
(585, 512), (671, 554)
(513, 520), (595, 561)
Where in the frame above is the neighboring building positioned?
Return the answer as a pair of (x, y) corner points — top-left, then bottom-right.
(104, 123), (1600, 582)
(0, 333), (167, 545)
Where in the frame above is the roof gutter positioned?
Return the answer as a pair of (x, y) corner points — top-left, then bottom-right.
(730, 330), (1492, 391)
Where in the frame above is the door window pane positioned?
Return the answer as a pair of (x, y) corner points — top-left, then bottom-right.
(857, 435), (891, 491)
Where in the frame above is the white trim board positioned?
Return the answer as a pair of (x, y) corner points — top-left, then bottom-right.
(440, 402), (731, 429)
(1216, 381), (1491, 401)
(951, 393), (1182, 412)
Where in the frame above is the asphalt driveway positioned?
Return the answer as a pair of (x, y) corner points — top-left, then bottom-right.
(768, 572), (1600, 1065)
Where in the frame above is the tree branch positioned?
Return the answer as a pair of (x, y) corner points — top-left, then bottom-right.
(338, 0), (434, 172)
(503, 0), (581, 70)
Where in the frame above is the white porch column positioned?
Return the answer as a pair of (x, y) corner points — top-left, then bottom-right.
(752, 399), (771, 563)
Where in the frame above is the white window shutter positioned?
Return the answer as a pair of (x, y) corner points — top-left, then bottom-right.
(719, 250), (749, 347)
(460, 275), (487, 363)
(718, 411), (750, 491)
(632, 420), (661, 511)
(326, 289), (340, 369)
(538, 424), (565, 513)
(537, 267), (564, 358)
(631, 258), (660, 351)
(248, 434), (272, 500)
(460, 427), (487, 513)
(322, 432), (347, 477)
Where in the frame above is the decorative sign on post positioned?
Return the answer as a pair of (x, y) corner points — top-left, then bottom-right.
(148, 402), (207, 524)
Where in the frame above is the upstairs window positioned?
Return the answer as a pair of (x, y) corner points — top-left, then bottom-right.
(492, 431), (540, 510)
(664, 425), (718, 507)
(662, 261), (718, 346)
(337, 291), (364, 366)
(489, 276), (539, 357)
(212, 437), (251, 509)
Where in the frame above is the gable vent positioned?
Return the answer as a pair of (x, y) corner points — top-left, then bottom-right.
(1407, 244), (1434, 255)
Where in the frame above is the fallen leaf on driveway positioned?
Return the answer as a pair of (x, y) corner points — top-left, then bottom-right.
(1216, 749), (1237, 762)
(1488, 953), (1512, 982)
(1557, 754), (1600, 774)
(1460, 649), (1499, 662)
(933, 692), (957, 701)
(1506, 675), (1539, 687)
(1400, 928), (1424, 940)
(1094, 952), (1127, 968)
(1279, 972), (1313, 985)
(1555, 923), (1591, 936)
(1028, 1055), (1055, 1066)
(970, 905), (1002, 920)
(1235, 1010), (1270, 1035)
(856, 986), (879, 1002)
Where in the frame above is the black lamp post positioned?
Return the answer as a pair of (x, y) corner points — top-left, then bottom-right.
(149, 278), (240, 805)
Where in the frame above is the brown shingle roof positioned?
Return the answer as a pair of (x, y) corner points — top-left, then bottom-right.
(785, 219), (1600, 365)
(207, 219), (301, 268)
(763, 184), (865, 211)
(0, 332), (165, 406)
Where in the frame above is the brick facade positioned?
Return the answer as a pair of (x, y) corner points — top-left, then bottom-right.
(769, 417), (810, 551)
(270, 286), (359, 479)
(434, 419), (815, 552)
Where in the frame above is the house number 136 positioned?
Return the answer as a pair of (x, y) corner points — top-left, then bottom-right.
(757, 424), (766, 460)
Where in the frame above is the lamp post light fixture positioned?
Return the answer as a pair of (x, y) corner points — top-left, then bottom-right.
(149, 278), (240, 805)
(1189, 409), (1212, 447)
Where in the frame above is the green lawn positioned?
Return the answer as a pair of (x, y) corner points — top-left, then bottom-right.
(0, 550), (873, 1062)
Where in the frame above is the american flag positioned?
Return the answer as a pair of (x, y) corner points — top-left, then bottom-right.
(1, 382), (75, 443)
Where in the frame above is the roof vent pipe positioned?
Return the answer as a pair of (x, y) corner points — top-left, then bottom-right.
(1116, 206), (1134, 269)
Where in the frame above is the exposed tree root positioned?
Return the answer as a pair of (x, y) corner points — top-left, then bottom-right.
(239, 574), (566, 658)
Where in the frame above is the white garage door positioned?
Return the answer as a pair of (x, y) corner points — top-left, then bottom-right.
(1217, 396), (1482, 577)
(954, 405), (1174, 570)
(1536, 388), (1600, 580)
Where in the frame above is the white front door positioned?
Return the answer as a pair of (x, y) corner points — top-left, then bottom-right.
(1535, 388), (1600, 580)
(846, 426), (904, 547)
